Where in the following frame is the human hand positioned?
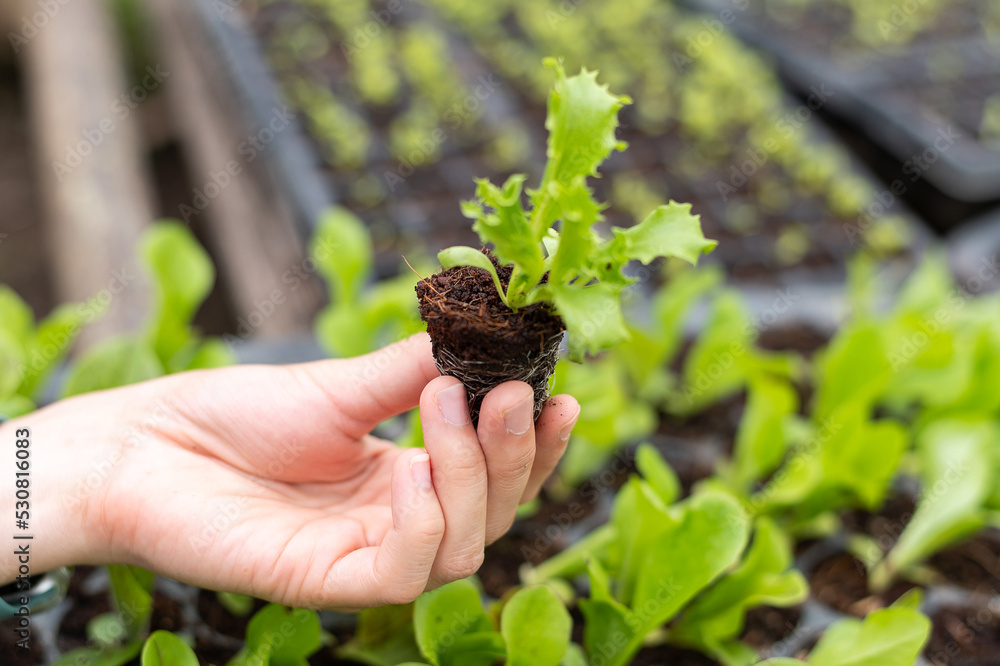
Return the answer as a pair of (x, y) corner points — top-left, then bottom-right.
(0, 333), (579, 609)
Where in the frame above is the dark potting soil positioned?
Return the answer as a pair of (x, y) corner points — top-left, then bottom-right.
(631, 644), (722, 665)
(741, 605), (803, 650)
(927, 535), (1000, 597)
(416, 251), (564, 424)
(195, 589), (264, 639)
(926, 605), (1000, 666)
(809, 552), (917, 617)
(56, 567), (113, 655)
(841, 492), (916, 539)
(757, 324), (830, 359)
(0, 608), (44, 665)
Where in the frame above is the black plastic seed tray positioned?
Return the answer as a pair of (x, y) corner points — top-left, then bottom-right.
(681, 0), (1000, 203)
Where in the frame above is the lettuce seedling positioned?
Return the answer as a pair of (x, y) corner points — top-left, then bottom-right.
(53, 564), (154, 666)
(671, 290), (800, 415)
(758, 605), (931, 666)
(312, 207), (426, 359)
(0, 286), (84, 416)
(411, 579), (572, 666)
(140, 631), (198, 666)
(418, 61), (715, 423)
(63, 222), (234, 397)
(226, 604), (323, 666)
(871, 418), (1000, 591)
(523, 444), (751, 666)
(437, 60), (715, 360)
(670, 518), (808, 666)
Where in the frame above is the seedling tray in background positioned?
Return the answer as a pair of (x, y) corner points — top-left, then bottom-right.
(683, 0), (1000, 203)
(236, 0), (935, 296)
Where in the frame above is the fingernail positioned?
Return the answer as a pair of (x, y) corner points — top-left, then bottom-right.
(503, 394), (534, 435)
(436, 383), (470, 427)
(558, 406), (581, 442)
(410, 452), (432, 491)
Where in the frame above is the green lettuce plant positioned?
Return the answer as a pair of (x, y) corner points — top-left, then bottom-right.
(671, 290), (800, 414)
(759, 604), (931, 666)
(63, 221), (234, 398)
(411, 580), (572, 666)
(670, 517), (808, 666)
(871, 417), (1000, 591)
(311, 207), (425, 359)
(140, 630), (199, 666)
(225, 604), (323, 666)
(0, 286), (84, 416)
(341, 580), (574, 666)
(520, 444), (803, 666)
(437, 60), (716, 361)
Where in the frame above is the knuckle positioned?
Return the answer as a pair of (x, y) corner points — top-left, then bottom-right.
(494, 448), (535, 488)
(440, 548), (486, 581)
(444, 455), (488, 489)
(486, 517), (516, 545)
(412, 515), (446, 544)
(381, 578), (427, 606)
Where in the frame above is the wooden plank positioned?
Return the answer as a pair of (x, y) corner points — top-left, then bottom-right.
(21, 0), (155, 350)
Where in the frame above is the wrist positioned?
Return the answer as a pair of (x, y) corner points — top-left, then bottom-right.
(0, 398), (119, 583)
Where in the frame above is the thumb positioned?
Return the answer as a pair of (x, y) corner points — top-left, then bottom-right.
(318, 448), (445, 608)
(300, 333), (440, 433)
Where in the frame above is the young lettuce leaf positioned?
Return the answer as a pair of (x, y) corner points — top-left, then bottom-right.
(871, 417), (999, 590)
(63, 222), (233, 397)
(500, 586), (572, 666)
(313, 207), (426, 358)
(440, 61), (716, 361)
(670, 518), (808, 666)
(413, 579), (505, 666)
(0, 287), (85, 415)
(759, 606), (930, 666)
(140, 631), (198, 666)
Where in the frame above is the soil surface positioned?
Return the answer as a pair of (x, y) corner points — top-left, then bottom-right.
(927, 535), (1000, 597)
(809, 552), (917, 617)
(926, 605), (1000, 666)
(417, 251), (564, 424)
(742, 605), (803, 650)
